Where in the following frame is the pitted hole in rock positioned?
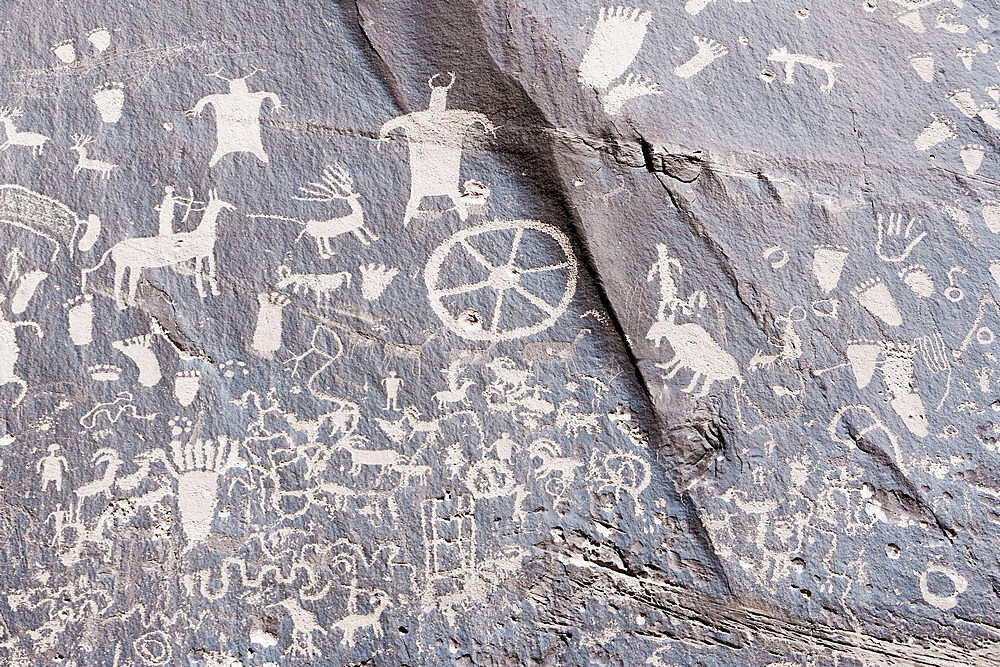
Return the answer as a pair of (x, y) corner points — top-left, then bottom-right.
(886, 543), (901, 559)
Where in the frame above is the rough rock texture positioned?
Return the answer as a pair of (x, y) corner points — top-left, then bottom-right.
(0, 1), (998, 665)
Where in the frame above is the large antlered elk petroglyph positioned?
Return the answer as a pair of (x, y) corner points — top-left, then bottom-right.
(81, 189), (234, 308)
(248, 164), (377, 257)
(646, 244), (742, 398)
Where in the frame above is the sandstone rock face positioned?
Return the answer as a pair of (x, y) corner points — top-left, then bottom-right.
(0, 1), (997, 665)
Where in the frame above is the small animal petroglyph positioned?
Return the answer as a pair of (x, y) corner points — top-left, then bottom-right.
(276, 265), (351, 305)
(767, 47), (843, 92)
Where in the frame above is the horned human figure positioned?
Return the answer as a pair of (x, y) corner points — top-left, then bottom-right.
(81, 189), (235, 309)
(186, 68), (283, 168)
(379, 72), (495, 226)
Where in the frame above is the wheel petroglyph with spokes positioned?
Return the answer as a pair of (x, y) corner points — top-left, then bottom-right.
(424, 219), (578, 341)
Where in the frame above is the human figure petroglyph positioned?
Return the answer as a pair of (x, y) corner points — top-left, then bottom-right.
(81, 189), (234, 308)
(187, 68), (282, 167)
(380, 73), (496, 225)
(37, 444), (69, 492)
(383, 371), (403, 411)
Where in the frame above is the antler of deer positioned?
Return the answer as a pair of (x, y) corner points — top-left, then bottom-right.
(0, 106), (21, 119)
(292, 164), (355, 202)
(205, 68), (230, 82)
(71, 134), (94, 146)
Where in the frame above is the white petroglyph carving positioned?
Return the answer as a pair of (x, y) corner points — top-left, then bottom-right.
(187, 68), (282, 167)
(673, 36), (728, 79)
(0, 107), (49, 155)
(92, 82), (124, 123)
(330, 589), (390, 647)
(914, 113), (956, 150)
(588, 448), (651, 515)
(51, 39), (76, 64)
(579, 7), (651, 89)
(852, 278), (903, 327)
(276, 265), (352, 305)
(81, 189), (233, 308)
(601, 73), (662, 116)
(0, 184), (102, 259)
(112, 334), (162, 387)
(876, 212), (926, 263)
(87, 27), (111, 53)
(948, 88), (980, 118)
(908, 52), (935, 82)
(359, 263), (398, 300)
(812, 245), (848, 293)
(174, 370), (201, 406)
(251, 291), (290, 359)
(766, 47), (843, 92)
(960, 143), (985, 174)
(380, 73), (496, 224)
(37, 444), (69, 492)
(646, 245), (741, 397)
(249, 164), (378, 256)
(70, 134), (117, 179)
(424, 219), (578, 341)
(147, 433), (246, 546)
(0, 296), (42, 407)
(578, 8), (661, 115)
(917, 564), (968, 610)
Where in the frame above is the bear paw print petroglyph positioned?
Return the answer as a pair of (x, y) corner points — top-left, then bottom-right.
(578, 7), (663, 115)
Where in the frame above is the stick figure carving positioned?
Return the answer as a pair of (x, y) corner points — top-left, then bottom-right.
(186, 68), (282, 168)
(379, 73), (495, 226)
